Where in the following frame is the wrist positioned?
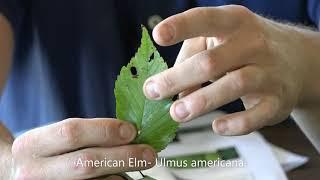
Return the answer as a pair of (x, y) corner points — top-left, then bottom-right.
(295, 30), (320, 108)
(266, 19), (320, 108)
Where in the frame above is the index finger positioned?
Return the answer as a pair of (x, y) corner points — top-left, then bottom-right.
(12, 118), (137, 157)
(153, 5), (251, 46)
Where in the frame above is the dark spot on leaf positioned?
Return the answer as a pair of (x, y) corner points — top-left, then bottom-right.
(130, 66), (138, 78)
(149, 53), (155, 62)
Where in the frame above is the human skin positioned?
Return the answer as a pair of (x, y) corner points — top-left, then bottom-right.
(1, 4), (320, 179)
(145, 5), (320, 152)
(0, 117), (156, 179)
(0, 15), (155, 180)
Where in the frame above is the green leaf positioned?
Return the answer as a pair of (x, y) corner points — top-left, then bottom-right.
(114, 26), (179, 152)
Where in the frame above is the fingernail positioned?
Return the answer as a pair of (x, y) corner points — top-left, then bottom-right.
(145, 81), (160, 99)
(174, 102), (190, 120)
(215, 121), (228, 134)
(119, 124), (135, 140)
(158, 23), (175, 43)
(143, 148), (155, 164)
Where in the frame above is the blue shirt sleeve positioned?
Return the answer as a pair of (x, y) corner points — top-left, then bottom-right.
(0, 0), (24, 32)
(308, 0), (320, 28)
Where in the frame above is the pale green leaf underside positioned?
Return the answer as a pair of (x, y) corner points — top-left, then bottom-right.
(114, 26), (178, 152)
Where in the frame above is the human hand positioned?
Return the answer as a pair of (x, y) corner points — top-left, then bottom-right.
(10, 118), (156, 179)
(144, 5), (314, 135)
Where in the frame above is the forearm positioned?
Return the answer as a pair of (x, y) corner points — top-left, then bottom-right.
(292, 30), (320, 153)
(292, 28), (320, 153)
(277, 22), (320, 153)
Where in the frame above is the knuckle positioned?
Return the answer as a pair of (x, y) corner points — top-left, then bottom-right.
(252, 32), (270, 52)
(237, 118), (252, 135)
(59, 119), (81, 147)
(251, 68), (265, 88)
(73, 151), (97, 176)
(182, 7), (212, 34)
(228, 5), (253, 19)
(160, 72), (175, 91)
(124, 145), (150, 160)
(103, 121), (117, 141)
(265, 98), (280, 120)
(191, 7), (211, 20)
(265, 102), (276, 116)
(12, 136), (30, 157)
(125, 147), (141, 159)
(184, 7), (208, 19)
(198, 53), (217, 75)
(230, 70), (249, 92)
(225, 5), (257, 28)
(190, 93), (208, 115)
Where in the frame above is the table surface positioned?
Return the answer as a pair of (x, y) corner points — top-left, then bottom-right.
(260, 120), (320, 180)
